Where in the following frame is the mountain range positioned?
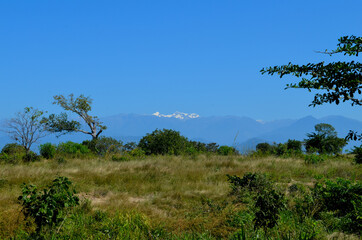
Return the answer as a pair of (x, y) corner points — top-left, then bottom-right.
(0, 112), (361, 153)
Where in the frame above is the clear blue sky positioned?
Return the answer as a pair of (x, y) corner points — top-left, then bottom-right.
(0, 0), (361, 121)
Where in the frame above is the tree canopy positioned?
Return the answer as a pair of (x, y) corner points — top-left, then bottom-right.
(44, 94), (106, 140)
(261, 35), (361, 107)
(261, 35), (361, 141)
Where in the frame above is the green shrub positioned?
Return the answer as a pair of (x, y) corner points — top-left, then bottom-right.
(304, 154), (326, 164)
(217, 145), (237, 156)
(256, 142), (272, 154)
(111, 155), (130, 162)
(82, 137), (123, 155)
(312, 178), (361, 233)
(128, 148), (145, 158)
(286, 139), (302, 152)
(351, 145), (362, 164)
(1, 143), (26, 163)
(22, 151), (40, 162)
(138, 129), (189, 155)
(227, 173), (285, 233)
(57, 141), (90, 155)
(254, 188), (285, 232)
(1, 143), (25, 155)
(275, 143), (287, 156)
(39, 143), (56, 159)
(18, 176), (79, 233)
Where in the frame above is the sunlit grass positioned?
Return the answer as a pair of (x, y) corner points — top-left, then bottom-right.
(0, 154), (360, 238)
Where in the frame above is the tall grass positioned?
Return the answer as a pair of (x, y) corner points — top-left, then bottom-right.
(0, 154), (360, 239)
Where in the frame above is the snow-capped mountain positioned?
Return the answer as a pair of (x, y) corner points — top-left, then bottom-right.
(152, 111), (200, 120)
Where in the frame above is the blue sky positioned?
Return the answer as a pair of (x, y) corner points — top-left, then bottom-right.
(0, 0), (361, 121)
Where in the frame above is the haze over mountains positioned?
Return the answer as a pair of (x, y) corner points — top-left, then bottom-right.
(0, 112), (361, 153)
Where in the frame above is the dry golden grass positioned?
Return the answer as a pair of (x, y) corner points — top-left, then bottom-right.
(0, 154), (361, 237)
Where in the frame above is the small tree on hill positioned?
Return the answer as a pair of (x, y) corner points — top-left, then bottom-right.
(44, 94), (106, 140)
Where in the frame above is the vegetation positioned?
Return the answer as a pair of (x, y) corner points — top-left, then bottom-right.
(261, 35), (361, 162)
(0, 153), (360, 239)
(44, 94), (107, 140)
(18, 176), (79, 234)
(305, 123), (347, 154)
(3, 107), (47, 154)
(138, 129), (191, 155)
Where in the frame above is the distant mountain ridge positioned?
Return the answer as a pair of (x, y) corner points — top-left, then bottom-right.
(0, 113), (361, 153)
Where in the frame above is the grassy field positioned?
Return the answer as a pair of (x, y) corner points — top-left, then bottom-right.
(0, 154), (361, 239)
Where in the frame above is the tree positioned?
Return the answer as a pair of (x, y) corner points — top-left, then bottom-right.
(305, 123), (347, 155)
(261, 35), (361, 140)
(3, 107), (47, 153)
(138, 129), (189, 155)
(44, 94), (106, 140)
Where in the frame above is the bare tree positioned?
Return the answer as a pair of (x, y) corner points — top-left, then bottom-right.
(4, 107), (47, 153)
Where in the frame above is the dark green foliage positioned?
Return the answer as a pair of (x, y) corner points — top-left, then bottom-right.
(312, 178), (362, 233)
(351, 145), (362, 164)
(138, 129), (189, 155)
(256, 142), (272, 154)
(1, 143), (26, 155)
(217, 145), (237, 155)
(123, 142), (137, 152)
(227, 173), (272, 196)
(111, 155), (130, 162)
(83, 136), (123, 155)
(57, 141), (90, 155)
(18, 177), (79, 233)
(206, 142), (219, 153)
(128, 148), (145, 158)
(305, 123), (347, 155)
(0, 143), (40, 163)
(227, 173), (285, 233)
(39, 143), (56, 159)
(22, 151), (40, 162)
(253, 188), (285, 231)
(304, 154), (326, 164)
(261, 36), (362, 107)
(286, 139), (302, 152)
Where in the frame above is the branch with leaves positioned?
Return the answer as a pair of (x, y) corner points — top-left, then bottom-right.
(44, 94), (106, 140)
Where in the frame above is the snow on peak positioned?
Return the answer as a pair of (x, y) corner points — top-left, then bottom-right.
(152, 111), (200, 119)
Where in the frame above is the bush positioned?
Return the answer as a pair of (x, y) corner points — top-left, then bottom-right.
(1, 143), (25, 155)
(39, 143), (56, 159)
(254, 188), (285, 231)
(138, 129), (189, 155)
(82, 137), (123, 155)
(256, 142), (272, 154)
(312, 178), (362, 233)
(111, 155), (130, 162)
(217, 145), (237, 156)
(18, 176), (79, 233)
(227, 173), (285, 233)
(304, 154), (326, 164)
(351, 145), (362, 164)
(286, 139), (302, 152)
(57, 141), (90, 155)
(128, 148), (145, 158)
(22, 151), (40, 162)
